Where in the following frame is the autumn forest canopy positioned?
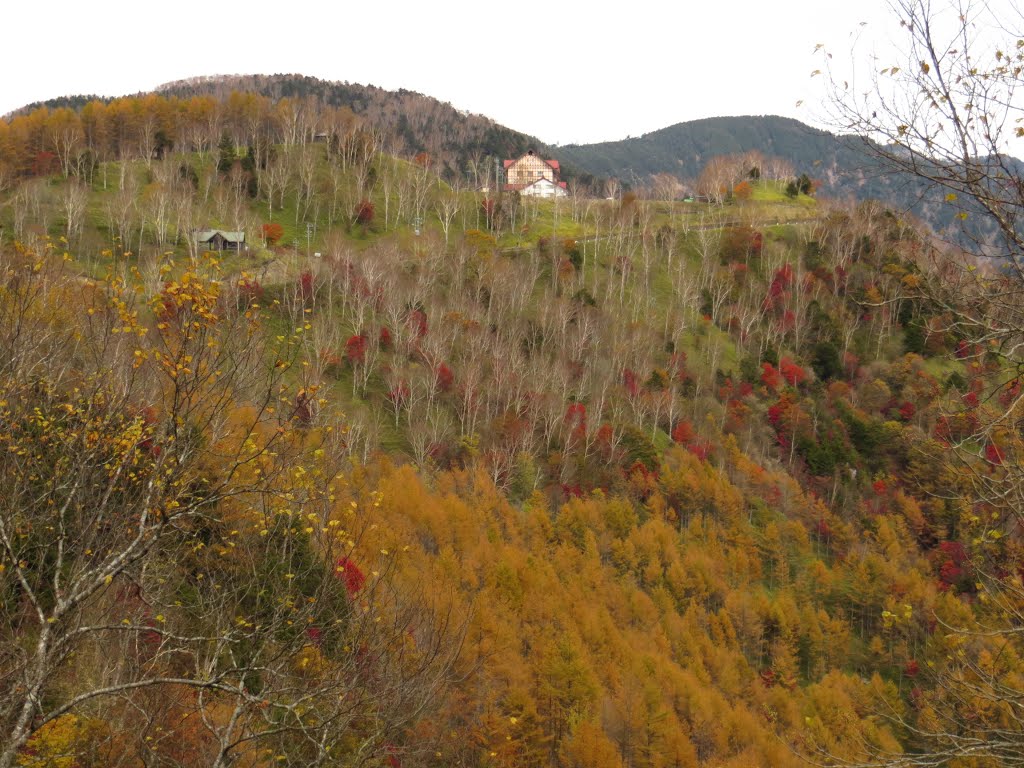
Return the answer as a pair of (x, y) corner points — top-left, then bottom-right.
(3, 3), (1024, 766)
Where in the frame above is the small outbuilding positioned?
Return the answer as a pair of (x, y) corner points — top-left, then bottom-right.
(195, 229), (246, 251)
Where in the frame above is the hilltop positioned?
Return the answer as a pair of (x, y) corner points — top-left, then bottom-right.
(155, 74), (544, 177)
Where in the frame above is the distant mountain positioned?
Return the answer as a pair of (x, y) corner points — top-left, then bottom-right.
(558, 115), (998, 244)
(557, 116), (842, 182)
(6, 94), (105, 115)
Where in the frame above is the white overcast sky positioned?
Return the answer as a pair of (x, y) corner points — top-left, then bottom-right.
(0, 0), (956, 144)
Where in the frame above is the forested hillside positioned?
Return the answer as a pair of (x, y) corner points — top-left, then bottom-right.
(0, 75), (1022, 768)
(7, 74), (549, 185)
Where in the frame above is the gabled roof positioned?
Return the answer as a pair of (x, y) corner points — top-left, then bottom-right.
(505, 152), (560, 172)
(195, 229), (245, 243)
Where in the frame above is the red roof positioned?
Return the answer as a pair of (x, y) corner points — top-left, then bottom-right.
(503, 159), (514, 169)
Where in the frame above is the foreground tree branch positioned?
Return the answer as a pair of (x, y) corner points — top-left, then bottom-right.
(0, 246), (462, 767)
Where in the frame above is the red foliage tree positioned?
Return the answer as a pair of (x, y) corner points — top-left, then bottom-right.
(335, 558), (366, 596)
(935, 541), (970, 592)
(31, 151), (58, 176)
(671, 420), (695, 444)
(261, 222), (284, 245)
(985, 442), (1004, 465)
(299, 270), (315, 301)
(436, 363), (454, 392)
(560, 483), (584, 499)
(765, 264), (794, 310)
(345, 334), (368, 365)
(564, 402), (587, 441)
(779, 357), (807, 386)
(355, 199), (375, 225)
(760, 363), (782, 391)
(688, 441), (713, 461)
(767, 394), (794, 429)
